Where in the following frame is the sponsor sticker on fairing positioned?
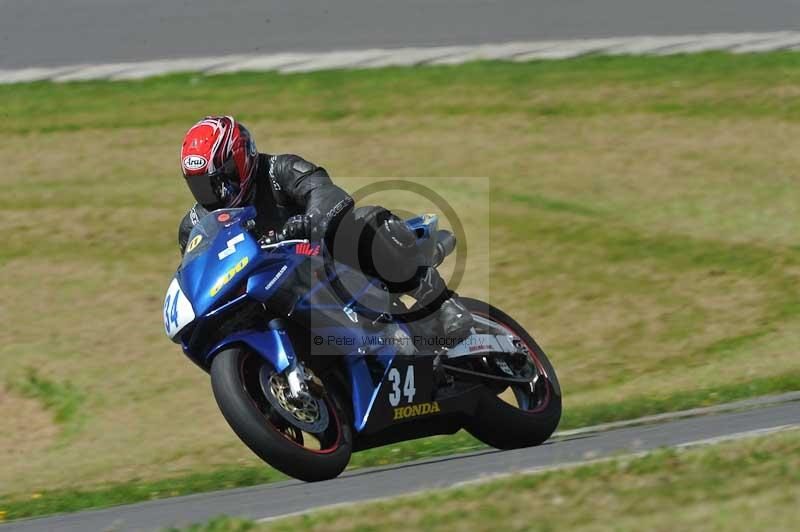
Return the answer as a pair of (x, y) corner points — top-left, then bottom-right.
(294, 242), (320, 256)
(393, 401), (441, 420)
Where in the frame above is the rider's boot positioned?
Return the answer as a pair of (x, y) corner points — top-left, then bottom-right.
(410, 267), (474, 344)
(439, 294), (473, 340)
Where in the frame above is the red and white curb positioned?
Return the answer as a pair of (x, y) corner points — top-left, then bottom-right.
(1, 31), (800, 84)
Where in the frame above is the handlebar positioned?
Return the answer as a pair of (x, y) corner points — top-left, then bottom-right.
(259, 234), (311, 250)
(258, 231), (284, 247)
(253, 222), (292, 248)
(258, 226), (456, 264)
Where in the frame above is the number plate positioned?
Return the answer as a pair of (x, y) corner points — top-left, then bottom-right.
(163, 277), (196, 341)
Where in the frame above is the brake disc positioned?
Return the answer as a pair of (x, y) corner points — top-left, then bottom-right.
(259, 366), (330, 433)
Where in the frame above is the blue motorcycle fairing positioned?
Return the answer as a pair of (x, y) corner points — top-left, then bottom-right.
(169, 207), (445, 432)
(246, 258), (304, 303)
(178, 207), (263, 318)
(344, 342), (401, 431)
(204, 328), (296, 373)
(405, 213), (438, 240)
(311, 317), (409, 431)
(406, 213), (439, 265)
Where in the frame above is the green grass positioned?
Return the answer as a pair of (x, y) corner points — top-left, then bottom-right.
(2, 51), (800, 517)
(11, 368), (86, 440)
(0, 433), (482, 521)
(174, 428), (800, 531)
(0, 467), (283, 522)
(4, 52), (800, 135)
(4, 380), (800, 521)
(506, 192), (604, 217)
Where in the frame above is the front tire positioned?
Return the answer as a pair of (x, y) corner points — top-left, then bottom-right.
(211, 348), (352, 482)
(460, 298), (562, 449)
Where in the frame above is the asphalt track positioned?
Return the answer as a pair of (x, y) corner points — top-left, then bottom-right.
(4, 400), (800, 532)
(2, 0), (800, 69)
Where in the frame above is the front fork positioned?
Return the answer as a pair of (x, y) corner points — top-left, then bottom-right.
(267, 319), (312, 401)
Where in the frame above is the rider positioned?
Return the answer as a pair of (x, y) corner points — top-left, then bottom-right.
(177, 115), (473, 340)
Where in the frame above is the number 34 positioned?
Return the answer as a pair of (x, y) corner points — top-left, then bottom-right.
(388, 366), (416, 406)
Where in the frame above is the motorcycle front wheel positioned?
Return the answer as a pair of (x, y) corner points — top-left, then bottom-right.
(210, 347), (352, 482)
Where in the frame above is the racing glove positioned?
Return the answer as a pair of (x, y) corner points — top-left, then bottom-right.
(280, 208), (327, 241)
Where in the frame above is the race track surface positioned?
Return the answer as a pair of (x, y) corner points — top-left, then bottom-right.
(4, 401), (799, 532)
(2, 0), (800, 68)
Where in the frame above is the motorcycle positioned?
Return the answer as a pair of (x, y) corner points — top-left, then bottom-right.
(163, 206), (561, 481)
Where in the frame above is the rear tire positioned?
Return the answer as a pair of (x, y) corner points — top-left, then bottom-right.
(211, 348), (352, 482)
(460, 298), (562, 449)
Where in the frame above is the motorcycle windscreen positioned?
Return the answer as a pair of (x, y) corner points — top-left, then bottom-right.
(178, 207), (260, 317)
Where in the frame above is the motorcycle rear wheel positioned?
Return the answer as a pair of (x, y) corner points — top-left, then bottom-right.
(211, 347), (352, 482)
(460, 298), (562, 449)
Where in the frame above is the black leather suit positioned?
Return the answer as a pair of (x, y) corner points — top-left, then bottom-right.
(178, 153), (449, 310)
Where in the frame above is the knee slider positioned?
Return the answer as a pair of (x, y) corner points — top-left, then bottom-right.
(371, 214), (421, 290)
(380, 216), (416, 250)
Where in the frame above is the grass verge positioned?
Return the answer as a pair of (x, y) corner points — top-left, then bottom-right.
(178, 428), (800, 531)
(2, 51), (800, 512)
(3, 383), (800, 521)
(10, 368), (86, 440)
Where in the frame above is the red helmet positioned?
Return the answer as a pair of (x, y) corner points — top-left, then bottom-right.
(180, 116), (258, 209)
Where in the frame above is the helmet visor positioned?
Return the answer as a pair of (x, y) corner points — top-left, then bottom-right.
(184, 158), (240, 209)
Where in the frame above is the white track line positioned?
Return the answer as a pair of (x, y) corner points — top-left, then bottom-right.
(674, 424), (797, 448)
(554, 391), (800, 438)
(256, 424), (800, 524)
(1, 31), (799, 85)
